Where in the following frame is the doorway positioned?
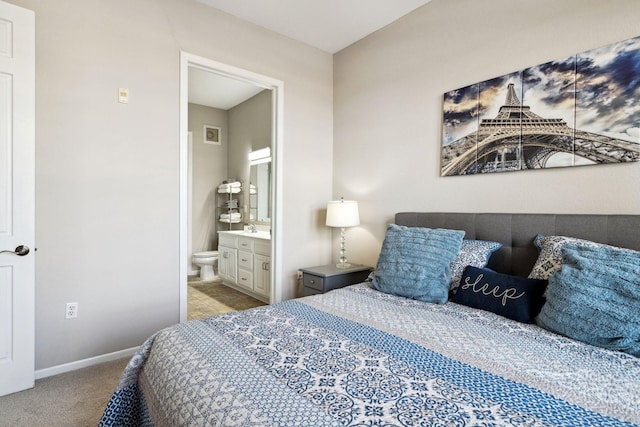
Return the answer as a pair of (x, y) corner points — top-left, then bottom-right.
(179, 53), (283, 322)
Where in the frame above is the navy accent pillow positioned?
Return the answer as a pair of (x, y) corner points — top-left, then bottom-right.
(536, 244), (640, 357)
(452, 266), (548, 323)
(372, 224), (464, 304)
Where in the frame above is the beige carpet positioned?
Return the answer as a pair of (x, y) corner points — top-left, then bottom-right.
(0, 357), (129, 427)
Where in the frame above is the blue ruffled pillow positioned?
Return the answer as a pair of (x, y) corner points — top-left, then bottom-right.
(536, 244), (640, 357)
(452, 266), (547, 323)
(449, 240), (502, 291)
(372, 224), (464, 304)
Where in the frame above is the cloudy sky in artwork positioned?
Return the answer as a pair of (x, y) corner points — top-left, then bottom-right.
(575, 36), (640, 142)
(442, 35), (640, 145)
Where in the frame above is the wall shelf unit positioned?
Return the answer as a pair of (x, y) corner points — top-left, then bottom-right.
(217, 180), (242, 230)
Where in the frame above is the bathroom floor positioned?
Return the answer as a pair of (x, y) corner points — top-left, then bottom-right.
(187, 276), (266, 320)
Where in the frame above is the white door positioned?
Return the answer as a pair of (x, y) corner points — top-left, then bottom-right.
(0, 1), (35, 396)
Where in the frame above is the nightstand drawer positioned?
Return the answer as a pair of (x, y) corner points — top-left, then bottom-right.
(303, 273), (324, 291)
(300, 264), (372, 296)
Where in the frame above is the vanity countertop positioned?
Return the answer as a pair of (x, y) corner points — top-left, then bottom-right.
(218, 230), (271, 240)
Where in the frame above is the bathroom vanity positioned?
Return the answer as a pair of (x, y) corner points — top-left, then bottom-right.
(218, 230), (271, 303)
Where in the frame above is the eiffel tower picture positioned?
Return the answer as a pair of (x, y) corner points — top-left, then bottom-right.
(441, 36), (640, 176)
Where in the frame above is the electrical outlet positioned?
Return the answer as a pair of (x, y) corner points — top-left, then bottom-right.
(65, 302), (78, 319)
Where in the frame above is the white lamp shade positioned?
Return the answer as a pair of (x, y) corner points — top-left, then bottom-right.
(326, 200), (360, 227)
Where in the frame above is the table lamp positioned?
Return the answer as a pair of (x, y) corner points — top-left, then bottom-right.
(326, 198), (360, 268)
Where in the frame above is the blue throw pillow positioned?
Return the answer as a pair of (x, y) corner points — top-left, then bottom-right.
(452, 266), (548, 323)
(372, 224), (464, 304)
(449, 240), (503, 291)
(536, 244), (640, 357)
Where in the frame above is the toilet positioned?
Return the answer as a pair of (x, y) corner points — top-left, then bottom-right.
(192, 251), (219, 281)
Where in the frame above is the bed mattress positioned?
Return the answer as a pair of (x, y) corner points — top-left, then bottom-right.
(100, 283), (640, 426)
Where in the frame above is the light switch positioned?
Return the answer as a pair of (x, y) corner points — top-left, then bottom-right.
(118, 88), (129, 104)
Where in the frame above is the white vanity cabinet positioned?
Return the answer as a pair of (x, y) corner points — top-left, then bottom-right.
(218, 233), (238, 284)
(218, 231), (271, 303)
(253, 240), (271, 297)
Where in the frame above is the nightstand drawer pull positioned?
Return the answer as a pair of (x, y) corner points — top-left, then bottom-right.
(303, 274), (324, 291)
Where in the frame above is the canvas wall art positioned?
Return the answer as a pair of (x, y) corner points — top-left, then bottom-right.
(441, 36), (640, 176)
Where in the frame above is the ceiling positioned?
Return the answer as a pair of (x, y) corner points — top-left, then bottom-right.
(189, 0), (432, 109)
(196, 0), (432, 53)
(189, 67), (265, 110)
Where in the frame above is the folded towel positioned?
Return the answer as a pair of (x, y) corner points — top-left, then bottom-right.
(220, 212), (242, 220)
(218, 187), (241, 194)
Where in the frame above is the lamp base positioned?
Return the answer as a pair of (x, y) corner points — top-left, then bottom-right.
(336, 262), (352, 269)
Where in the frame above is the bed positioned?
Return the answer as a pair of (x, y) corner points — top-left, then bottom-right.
(100, 213), (640, 426)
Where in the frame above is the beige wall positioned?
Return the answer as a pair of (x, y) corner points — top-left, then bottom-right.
(333, 0), (640, 268)
(188, 103), (227, 269)
(9, 0), (333, 370)
(227, 90), (272, 216)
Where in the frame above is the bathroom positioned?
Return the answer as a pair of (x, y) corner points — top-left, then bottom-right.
(187, 66), (273, 319)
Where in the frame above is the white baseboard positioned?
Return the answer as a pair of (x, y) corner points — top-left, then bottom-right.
(35, 346), (139, 380)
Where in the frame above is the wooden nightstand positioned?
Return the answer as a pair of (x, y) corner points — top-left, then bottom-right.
(300, 264), (372, 296)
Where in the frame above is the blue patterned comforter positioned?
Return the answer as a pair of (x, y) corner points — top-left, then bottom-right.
(100, 284), (640, 426)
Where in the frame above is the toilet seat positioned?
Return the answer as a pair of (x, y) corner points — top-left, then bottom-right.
(193, 250), (218, 259)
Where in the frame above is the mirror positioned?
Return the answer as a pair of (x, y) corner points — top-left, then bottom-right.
(248, 149), (271, 224)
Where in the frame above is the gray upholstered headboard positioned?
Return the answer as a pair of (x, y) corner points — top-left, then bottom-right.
(395, 213), (640, 277)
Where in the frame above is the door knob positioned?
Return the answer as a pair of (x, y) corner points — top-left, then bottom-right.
(0, 245), (30, 256)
